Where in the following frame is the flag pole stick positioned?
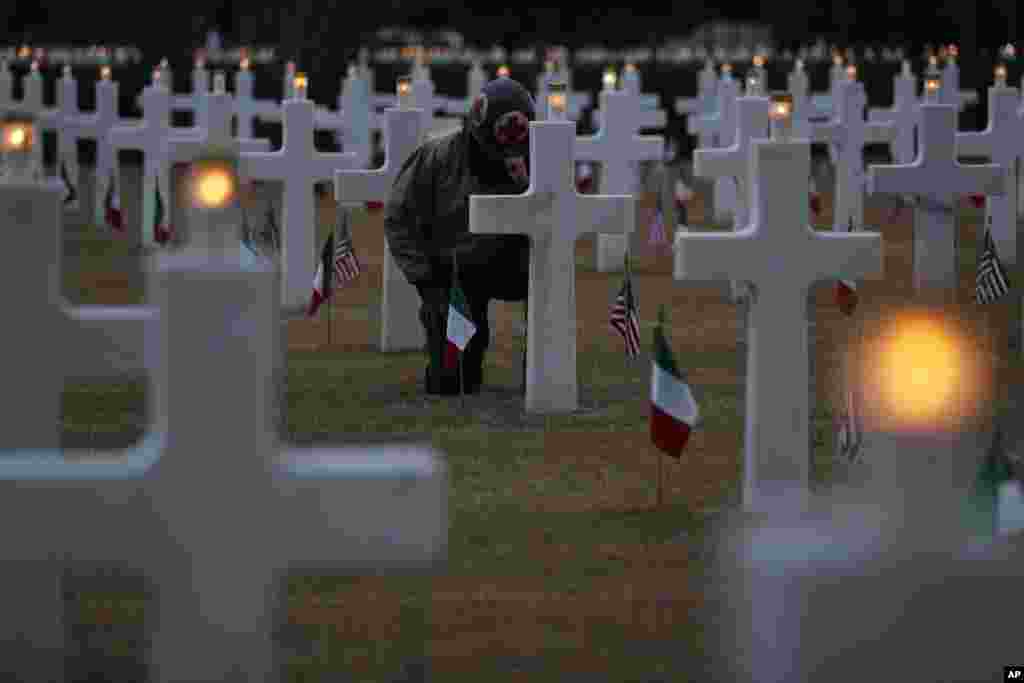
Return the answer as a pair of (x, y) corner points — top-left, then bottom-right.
(454, 248), (465, 411)
(656, 448), (663, 508)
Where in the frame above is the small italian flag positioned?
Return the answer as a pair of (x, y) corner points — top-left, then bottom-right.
(444, 279), (477, 370)
(153, 177), (172, 245)
(835, 280), (858, 316)
(104, 170), (123, 233)
(650, 305), (699, 459)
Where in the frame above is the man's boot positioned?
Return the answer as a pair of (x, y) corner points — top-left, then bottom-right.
(420, 302), (460, 396)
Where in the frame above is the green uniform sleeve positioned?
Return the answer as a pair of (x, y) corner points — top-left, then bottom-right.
(384, 144), (436, 285)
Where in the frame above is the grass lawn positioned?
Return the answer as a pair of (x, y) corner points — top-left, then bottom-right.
(54, 178), (1023, 681)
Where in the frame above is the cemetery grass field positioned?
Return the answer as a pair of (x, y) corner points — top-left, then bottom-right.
(57, 175), (1023, 681)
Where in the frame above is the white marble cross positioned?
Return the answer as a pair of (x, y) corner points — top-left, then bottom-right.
(676, 60), (719, 149)
(619, 67), (660, 110)
(62, 73), (131, 228)
(335, 65), (375, 169)
(867, 62), (920, 164)
(239, 93), (358, 313)
(470, 120), (634, 413)
(15, 64), (59, 173)
(134, 63), (210, 126)
(955, 83), (1023, 266)
(108, 83), (176, 248)
(868, 104), (1007, 292)
(712, 76), (741, 222)
(54, 67), (82, 209)
(694, 95), (770, 231)
(0, 178), (446, 682)
(233, 65), (278, 140)
(676, 136), (883, 510)
(576, 90), (664, 272)
(811, 80), (896, 231)
(941, 60), (978, 111)
(786, 61), (815, 139)
(694, 95), (771, 302)
(336, 106), (425, 352)
(0, 178), (155, 450)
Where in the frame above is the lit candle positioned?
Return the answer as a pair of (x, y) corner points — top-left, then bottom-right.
(192, 161), (235, 210)
(1, 119), (37, 180)
(924, 73), (941, 102)
(721, 63), (733, 78)
(769, 92), (793, 140)
(746, 73), (761, 96)
(497, 64), (510, 78)
(293, 72), (307, 99)
(846, 64), (857, 82)
(397, 75), (413, 108)
(100, 65), (111, 81)
(189, 157), (239, 257)
(995, 64), (1008, 88)
(62, 64), (72, 80)
(947, 44), (958, 63)
(195, 52), (206, 70)
(548, 80), (567, 120)
(214, 71), (226, 94)
(240, 56), (250, 72)
(901, 60), (913, 78)
(602, 66), (617, 91)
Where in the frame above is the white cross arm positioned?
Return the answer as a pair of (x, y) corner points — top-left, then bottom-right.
(107, 124), (154, 152)
(469, 192), (554, 238)
(868, 162), (1008, 199)
(63, 305), (159, 382)
(171, 95), (200, 111)
(573, 135), (663, 163)
(674, 230), (764, 281)
(577, 194), (635, 239)
(807, 230), (884, 283)
(0, 452), (159, 564)
(688, 114), (719, 137)
(868, 108), (896, 123)
(238, 151), (359, 184)
(694, 144), (743, 179)
(237, 99), (278, 118)
(469, 191), (633, 242)
(35, 108), (61, 131)
(865, 121), (897, 145)
(676, 97), (700, 115)
(955, 130), (990, 158)
(810, 120), (843, 145)
(168, 138), (206, 163)
(335, 167), (393, 203)
(275, 445), (447, 565)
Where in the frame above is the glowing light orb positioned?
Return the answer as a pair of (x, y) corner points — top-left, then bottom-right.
(194, 167), (235, 208)
(7, 126), (27, 148)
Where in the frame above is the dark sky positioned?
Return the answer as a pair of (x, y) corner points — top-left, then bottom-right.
(0, 2), (1018, 56)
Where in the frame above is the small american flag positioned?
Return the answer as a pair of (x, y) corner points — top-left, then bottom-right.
(610, 261), (641, 359)
(333, 208), (362, 283)
(836, 387), (864, 464)
(976, 218), (1010, 304)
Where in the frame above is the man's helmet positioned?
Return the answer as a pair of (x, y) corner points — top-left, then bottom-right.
(467, 78), (535, 185)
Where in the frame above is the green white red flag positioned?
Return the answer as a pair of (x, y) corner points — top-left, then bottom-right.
(650, 305), (699, 458)
(445, 277), (477, 370)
